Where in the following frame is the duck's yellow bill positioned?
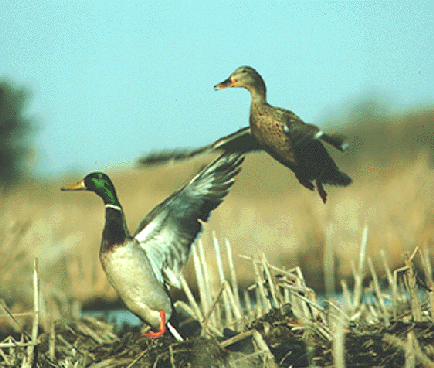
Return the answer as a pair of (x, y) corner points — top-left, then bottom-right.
(61, 179), (86, 191)
(214, 77), (236, 90)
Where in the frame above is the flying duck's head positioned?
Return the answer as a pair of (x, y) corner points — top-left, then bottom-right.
(214, 66), (266, 102)
(214, 66), (264, 90)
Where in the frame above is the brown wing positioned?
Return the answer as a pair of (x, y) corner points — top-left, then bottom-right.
(138, 127), (262, 166)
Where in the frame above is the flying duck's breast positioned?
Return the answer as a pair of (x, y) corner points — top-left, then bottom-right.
(100, 241), (172, 328)
(250, 104), (296, 163)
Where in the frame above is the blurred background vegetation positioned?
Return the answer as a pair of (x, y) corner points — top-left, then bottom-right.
(0, 79), (38, 187)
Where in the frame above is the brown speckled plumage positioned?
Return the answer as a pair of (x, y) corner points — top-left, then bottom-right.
(215, 66), (352, 203)
(138, 66), (352, 203)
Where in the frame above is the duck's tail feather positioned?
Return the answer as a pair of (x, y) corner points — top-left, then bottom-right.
(321, 133), (349, 152)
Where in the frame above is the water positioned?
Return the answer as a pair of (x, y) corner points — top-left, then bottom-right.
(82, 309), (141, 327)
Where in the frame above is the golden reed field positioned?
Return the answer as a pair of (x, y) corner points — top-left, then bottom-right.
(1, 105), (433, 324)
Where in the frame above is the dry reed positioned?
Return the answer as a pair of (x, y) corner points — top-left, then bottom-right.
(1, 107), (434, 366)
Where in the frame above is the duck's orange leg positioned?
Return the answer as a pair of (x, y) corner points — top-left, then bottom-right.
(143, 310), (166, 338)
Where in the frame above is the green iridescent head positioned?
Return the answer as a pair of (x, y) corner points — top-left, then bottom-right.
(61, 172), (120, 206)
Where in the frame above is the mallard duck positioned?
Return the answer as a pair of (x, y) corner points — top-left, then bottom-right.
(61, 153), (244, 340)
(139, 66), (352, 203)
(215, 66), (352, 203)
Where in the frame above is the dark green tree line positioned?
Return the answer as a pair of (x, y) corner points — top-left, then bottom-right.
(0, 80), (37, 186)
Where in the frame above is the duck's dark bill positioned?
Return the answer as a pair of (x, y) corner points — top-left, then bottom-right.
(214, 77), (234, 90)
(61, 179), (86, 191)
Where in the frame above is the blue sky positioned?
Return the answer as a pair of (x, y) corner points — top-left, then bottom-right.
(1, 0), (432, 178)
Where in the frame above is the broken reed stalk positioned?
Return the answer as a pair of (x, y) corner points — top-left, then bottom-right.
(296, 278), (312, 320)
(253, 285), (263, 319)
(324, 222), (335, 297)
(404, 249), (422, 322)
(332, 308), (346, 368)
(406, 331), (416, 368)
(419, 246), (434, 321)
(251, 330), (279, 368)
(225, 239), (240, 308)
(393, 265), (409, 320)
(224, 282), (242, 321)
(261, 253), (279, 309)
(380, 249), (398, 319)
(286, 288), (325, 320)
(26, 258), (39, 365)
(49, 318), (55, 362)
(0, 341), (38, 348)
(341, 280), (351, 312)
(242, 253), (313, 314)
(239, 254), (300, 283)
(193, 245), (208, 318)
(288, 288), (307, 322)
(244, 289), (253, 320)
(179, 274), (203, 321)
(277, 281), (324, 314)
(367, 257), (390, 326)
(220, 330), (254, 348)
(283, 281), (290, 304)
(201, 281), (226, 333)
(174, 300), (195, 318)
(380, 249), (394, 287)
(198, 240), (219, 328)
(307, 289), (324, 321)
(212, 235), (232, 324)
(327, 299), (351, 326)
(253, 260), (271, 313)
(353, 224), (368, 310)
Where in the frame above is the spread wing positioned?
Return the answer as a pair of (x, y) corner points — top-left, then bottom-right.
(133, 153), (244, 288)
(138, 127), (261, 166)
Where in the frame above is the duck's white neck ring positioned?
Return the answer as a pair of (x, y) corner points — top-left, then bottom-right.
(105, 204), (122, 211)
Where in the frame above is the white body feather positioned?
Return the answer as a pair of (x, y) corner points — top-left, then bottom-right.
(100, 240), (171, 329)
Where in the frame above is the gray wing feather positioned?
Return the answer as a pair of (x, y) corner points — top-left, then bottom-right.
(138, 127), (261, 166)
(133, 153), (244, 287)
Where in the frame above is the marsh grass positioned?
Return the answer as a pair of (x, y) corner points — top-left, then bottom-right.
(2, 230), (434, 366)
(1, 106), (434, 366)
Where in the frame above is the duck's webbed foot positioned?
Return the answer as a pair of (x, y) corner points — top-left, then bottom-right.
(143, 310), (167, 338)
(316, 180), (327, 204)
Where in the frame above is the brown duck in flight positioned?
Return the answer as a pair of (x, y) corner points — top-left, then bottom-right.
(139, 66), (352, 203)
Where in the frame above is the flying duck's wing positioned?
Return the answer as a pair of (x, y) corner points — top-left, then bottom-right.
(138, 127), (261, 166)
(281, 110), (349, 152)
(133, 153), (244, 288)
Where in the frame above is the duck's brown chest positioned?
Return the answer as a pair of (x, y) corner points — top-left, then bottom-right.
(249, 105), (296, 164)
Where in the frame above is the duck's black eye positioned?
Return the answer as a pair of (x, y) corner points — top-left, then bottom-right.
(241, 69), (247, 73)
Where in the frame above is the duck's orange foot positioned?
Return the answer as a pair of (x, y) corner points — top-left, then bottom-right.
(143, 310), (167, 338)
